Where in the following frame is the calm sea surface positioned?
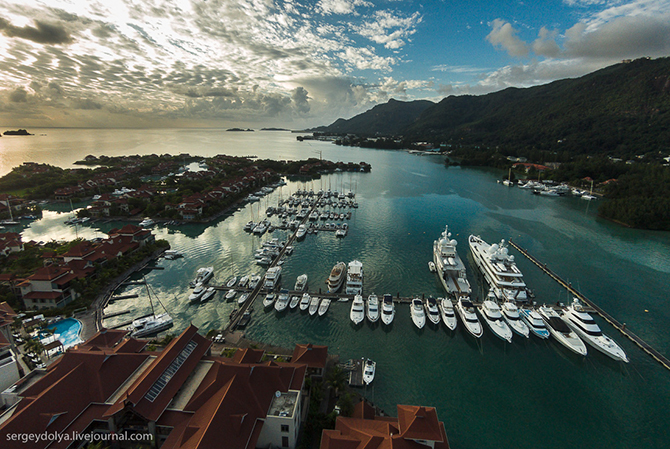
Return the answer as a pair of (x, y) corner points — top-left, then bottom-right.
(5, 129), (670, 448)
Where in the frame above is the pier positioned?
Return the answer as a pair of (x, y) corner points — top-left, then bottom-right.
(509, 239), (670, 372)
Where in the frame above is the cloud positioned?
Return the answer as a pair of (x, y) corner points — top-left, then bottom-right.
(291, 87), (311, 114)
(486, 19), (529, 57)
(532, 27), (561, 58)
(9, 87), (29, 102)
(431, 65), (490, 74)
(0, 18), (73, 45)
(316, 0), (373, 16)
(353, 10), (422, 49)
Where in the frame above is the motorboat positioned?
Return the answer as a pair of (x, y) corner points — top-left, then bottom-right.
(562, 299), (628, 362)
(226, 276), (238, 288)
(434, 225), (472, 300)
(189, 284), (207, 302)
(164, 250), (183, 260)
(335, 228), (347, 237)
(519, 307), (550, 339)
(299, 293), (310, 311)
(381, 294), (395, 325)
(455, 297), (483, 338)
(238, 275), (250, 288)
(538, 305), (587, 356)
(190, 267), (214, 288)
(468, 236), (527, 302)
(262, 293), (276, 308)
(478, 297), (513, 343)
(248, 274), (262, 289)
(500, 301), (530, 338)
(366, 294), (380, 323)
(425, 297), (441, 325)
(327, 262), (346, 293)
(275, 290), (290, 312)
(345, 260), (363, 295)
(295, 274), (308, 291)
(410, 298), (426, 329)
(237, 293), (249, 305)
(139, 218), (155, 227)
(289, 295), (300, 309)
(438, 297), (457, 331)
(244, 220), (256, 231)
(296, 224), (307, 240)
(128, 313), (173, 338)
(225, 289), (236, 300)
(264, 266), (282, 290)
(318, 298), (331, 316)
(428, 261), (436, 272)
(363, 358), (376, 385)
(309, 296), (320, 316)
(200, 287), (216, 303)
(350, 294), (365, 325)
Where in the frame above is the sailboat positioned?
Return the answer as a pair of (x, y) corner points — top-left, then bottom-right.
(581, 179), (597, 200)
(0, 197), (20, 226)
(127, 277), (173, 338)
(502, 168), (513, 186)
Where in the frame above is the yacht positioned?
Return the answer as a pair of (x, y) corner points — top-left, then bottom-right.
(410, 298), (426, 329)
(469, 236), (528, 302)
(189, 283), (207, 302)
(562, 299), (629, 362)
(275, 290), (290, 312)
(519, 307), (550, 339)
(500, 301), (530, 338)
(345, 260), (363, 295)
(478, 297), (513, 343)
(294, 274), (308, 291)
(289, 295), (300, 310)
(237, 293), (249, 305)
(238, 275), (250, 288)
(225, 289), (236, 300)
(433, 225), (472, 299)
(363, 359), (376, 385)
(296, 224), (307, 240)
(318, 298), (331, 316)
(327, 262), (346, 293)
(308, 296), (320, 316)
(264, 266), (282, 290)
(538, 305), (588, 356)
(200, 287), (216, 303)
(226, 276), (238, 288)
(128, 313), (173, 338)
(248, 274), (262, 289)
(262, 293), (276, 308)
(299, 293), (310, 311)
(350, 294), (365, 325)
(139, 218), (155, 227)
(381, 294), (395, 325)
(425, 297), (441, 325)
(438, 298), (457, 331)
(163, 250), (183, 260)
(190, 267), (214, 288)
(366, 294), (380, 323)
(455, 297), (483, 338)
(244, 220), (256, 232)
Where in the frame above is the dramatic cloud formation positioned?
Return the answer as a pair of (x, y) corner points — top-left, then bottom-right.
(0, 18), (72, 44)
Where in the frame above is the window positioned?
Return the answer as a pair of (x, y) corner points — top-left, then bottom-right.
(282, 436), (289, 448)
(281, 425), (289, 433)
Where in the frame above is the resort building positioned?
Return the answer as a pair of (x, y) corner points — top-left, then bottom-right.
(0, 325), (325, 449)
(0, 303), (19, 396)
(321, 401), (450, 449)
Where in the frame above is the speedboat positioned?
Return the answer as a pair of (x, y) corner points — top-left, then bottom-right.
(428, 261), (436, 272)
(309, 296), (320, 316)
(562, 299), (628, 362)
(289, 295), (300, 310)
(248, 274), (261, 289)
(225, 289), (236, 300)
(275, 290), (290, 312)
(190, 267), (214, 288)
(500, 301), (529, 338)
(189, 284), (207, 302)
(226, 276), (238, 288)
(350, 294), (365, 325)
(318, 298), (331, 316)
(455, 297), (483, 338)
(139, 218), (155, 227)
(538, 305), (587, 356)
(262, 293), (276, 308)
(410, 298), (426, 329)
(200, 287), (216, 303)
(366, 294), (380, 323)
(238, 275), (250, 288)
(299, 293), (310, 311)
(381, 294), (395, 325)
(438, 297), (457, 331)
(295, 274), (308, 291)
(345, 260), (363, 295)
(363, 359), (376, 385)
(426, 297), (441, 325)
(478, 298), (513, 343)
(327, 262), (346, 293)
(237, 293), (249, 305)
(519, 307), (550, 339)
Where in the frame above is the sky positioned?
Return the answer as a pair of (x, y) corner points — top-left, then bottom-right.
(0, 0), (669, 129)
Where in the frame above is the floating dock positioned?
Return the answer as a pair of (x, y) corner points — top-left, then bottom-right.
(342, 358), (365, 387)
(509, 239), (670, 372)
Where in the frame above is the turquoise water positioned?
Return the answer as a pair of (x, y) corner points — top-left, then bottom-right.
(46, 318), (83, 349)
(8, 130), (670, 449)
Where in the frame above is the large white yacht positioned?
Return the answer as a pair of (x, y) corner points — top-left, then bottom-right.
(350, 294), (365, 325)
(264, 266), (282, 290)
(562, 299), (629, 362)
(500, 301), (530, 338)
(433, 225), (471, 298)
(327, 262), (346, 293)
(188, 283), (207, 302)
(366, 294), (380, 323)
(455, 297), (483, 338)
(294, 274), (308, 291)
(425, 297), (441, 325)
(190, 266), (214, 288)
(381, 294), (395, 325)
(468, 236), (528, 302)
(438, 298), (457, 331)
(478, 297), (513, 343)
(275, 290), (290, 312)
(363, 359), (376, 385)
(345, 260), (364, 295)
(519, 308), (550, 339)
(410, 298), (426, 329)
(128, 313), (173, 338)
(538, 305), (588, 356)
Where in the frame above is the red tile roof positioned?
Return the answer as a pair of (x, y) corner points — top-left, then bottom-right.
(0, 301), (17, 327)
(231, 347), (265, 364)
(28, 265), (69, 281)
(291, 343), (328, 369)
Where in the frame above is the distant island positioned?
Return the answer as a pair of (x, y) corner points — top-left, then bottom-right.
(260, 127), (290, 131)
(226, 128), (254, 132)
(3, 129), (33, 136)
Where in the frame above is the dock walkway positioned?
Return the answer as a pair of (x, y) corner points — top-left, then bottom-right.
(509, 239), (670, 371)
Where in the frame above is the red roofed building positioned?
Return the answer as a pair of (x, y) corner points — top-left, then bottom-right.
(292, 343), (328, 377)
(321, 401), (450, 449)
(19, 266), (77, 309)
(0, 232), (23, 257)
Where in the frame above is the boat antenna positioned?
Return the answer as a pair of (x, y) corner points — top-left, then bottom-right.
(144, 275), (169, 314)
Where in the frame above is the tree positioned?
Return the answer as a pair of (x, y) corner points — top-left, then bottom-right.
(325, 365), (348, 398)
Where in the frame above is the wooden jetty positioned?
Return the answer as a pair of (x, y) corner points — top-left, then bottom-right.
(509, 239), (670, 371)
(108, 294), (139, 301)
(342, 358), (366, 387)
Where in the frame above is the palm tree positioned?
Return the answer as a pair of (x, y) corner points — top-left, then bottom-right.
(325, 366), (348, 398)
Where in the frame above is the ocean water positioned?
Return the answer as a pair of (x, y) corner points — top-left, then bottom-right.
(7, 129), (670, 448)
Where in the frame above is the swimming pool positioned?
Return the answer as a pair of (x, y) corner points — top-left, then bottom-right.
(44, 318), (83, 349)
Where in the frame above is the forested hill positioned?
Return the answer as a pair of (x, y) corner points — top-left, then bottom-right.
(313, 99), (434, 136)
